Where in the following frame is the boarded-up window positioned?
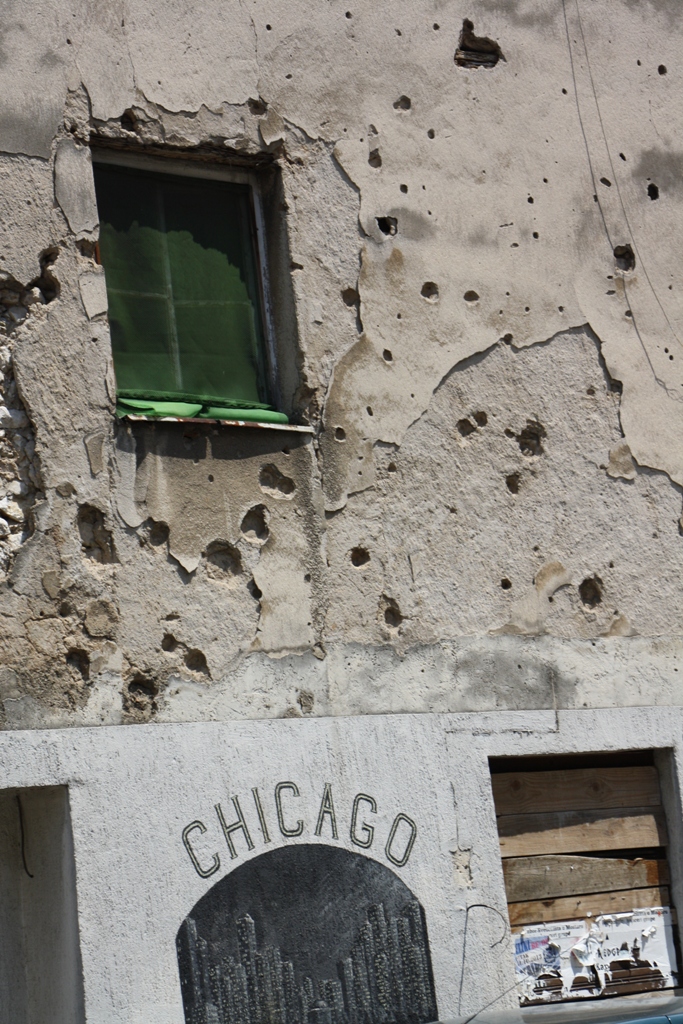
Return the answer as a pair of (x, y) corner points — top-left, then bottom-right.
(490, 752), (679, 1005)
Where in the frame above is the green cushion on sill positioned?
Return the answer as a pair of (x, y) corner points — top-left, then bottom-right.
(200, 407), (289, 424)
(116, 399), (203, 418)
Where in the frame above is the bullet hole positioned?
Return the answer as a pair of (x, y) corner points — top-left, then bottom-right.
(148, 519), (169, 547)
(383, 597), (403, 629)
(532, 231), (539, 239)
(427, 129), (435, 139)
(125, 674), (159, 713)
(648, 183), (659, 200)
(266, 23), (272, 30)
(335, 426), (346, 441)
(383, 349), (393, 361)
(120, 109), (137, 132)
(368, 148), (382, 168)
(625, 309), (632, 318)
(505, 473), (520, 493)
(524, 306), (530, 312)
(240, 504), (269, 543)
(377, 216), (397, 235)
(248, 97), (267, 115)
(285, 73), (292, 79)
(247, 578), (262, 602)
(290, 261), (304, 271)
(342, 287), (359, 306)
(66, 648), (89, 682)
(455, 18), (504, 68)
(614, 244), (635, 271)
(345, 11), (352, 17)
(457, 418), (476, 437)
(609, 561), (614, 568)
(516, 419), (546, 456)
(562, 87), (567, 94)
(259, 464), (295, 499)
(658, 64), (667, 75)
(579, 575), (603, 608)
(366, 406), (373, 416)
(473, 410), (488, 426)
(464, 290), (479, 302)
(600, 177), (612, 187)
(208, 474), (214, 482)
(502, 333), (513, 344)
(421, 281), (439, 301)
(304, 573), (311, 583)
(396, 312), (402, 319)
(32, 246), (61, 302)
(396, 29), (402, 36)
(586, 386), (596, 395)
(400, 183), (408, 193)
(59, 601), (72, 617)
(185, 648), (209, 675)
(161, 633), (178, 652)
(501, 578), (512, 590)
(558, 305), (564, 312)
(393, 95), (411, 110)
(387, 462), (397, 473)
(527, 196), (534, 203)
(433, 23), (440, 30)
(78, 504), (117, 563)
(205, 540), (242, 579)
(511, 243), (519, 248)
(619, 153), (626, 161)
(351, 547), (370, 567)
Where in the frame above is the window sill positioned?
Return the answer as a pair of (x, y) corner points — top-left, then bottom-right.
(120, 414), (314, 434)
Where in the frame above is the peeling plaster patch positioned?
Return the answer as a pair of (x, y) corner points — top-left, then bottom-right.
(54, 140), (99, 238)
(324, 328), (683, 642)
(79, 272), (108, 319)
(499, 561), (571, 636)
(84, 430), (106, 476)
(607, 441), (637, 480)
(451, 847), (474, 888)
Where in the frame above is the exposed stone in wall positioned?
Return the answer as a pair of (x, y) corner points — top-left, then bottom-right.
(0, 276), (46, 579)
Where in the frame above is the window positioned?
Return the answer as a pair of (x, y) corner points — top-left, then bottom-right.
(490, 752), (679, 1006)
(92, 154), (288, 424)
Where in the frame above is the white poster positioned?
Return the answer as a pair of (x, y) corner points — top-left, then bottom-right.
(514, 907), (678, 1005)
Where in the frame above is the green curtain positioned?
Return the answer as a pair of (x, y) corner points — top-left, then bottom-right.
(94, 163), (287, 422)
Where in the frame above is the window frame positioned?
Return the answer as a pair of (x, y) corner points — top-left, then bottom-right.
(90, 148), (283, 415)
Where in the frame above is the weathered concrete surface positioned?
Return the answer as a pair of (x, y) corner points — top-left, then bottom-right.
(0, 0), (681, 726)
(0, 708), (681, 1021)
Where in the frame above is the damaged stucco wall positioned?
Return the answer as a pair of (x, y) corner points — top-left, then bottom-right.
(0, 0), (682, 727)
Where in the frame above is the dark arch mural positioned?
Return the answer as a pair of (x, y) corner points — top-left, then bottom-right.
(177, 843), (438, 1024)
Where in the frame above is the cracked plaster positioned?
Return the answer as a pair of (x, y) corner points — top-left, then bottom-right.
(0, 0), (681, 727)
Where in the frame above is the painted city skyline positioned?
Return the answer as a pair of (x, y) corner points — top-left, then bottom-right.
(178, 898), (437, 1024)
(176, 844), (437, 1024)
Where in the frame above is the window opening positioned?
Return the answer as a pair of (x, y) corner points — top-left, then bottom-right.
(92, 159), (288, 424)
(490, 752), (679, 1005)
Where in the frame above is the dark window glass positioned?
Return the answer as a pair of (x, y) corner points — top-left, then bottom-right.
(93, 162), (282, 420)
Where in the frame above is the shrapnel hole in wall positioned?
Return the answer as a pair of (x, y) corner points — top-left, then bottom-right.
(454, 19), (505, 69)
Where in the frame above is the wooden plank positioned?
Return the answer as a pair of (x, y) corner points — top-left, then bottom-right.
(492, 766), (660, 816)
(502, 855), (670, 902)
(498, 807), (667, 858)
(508, 886), (670, 926)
